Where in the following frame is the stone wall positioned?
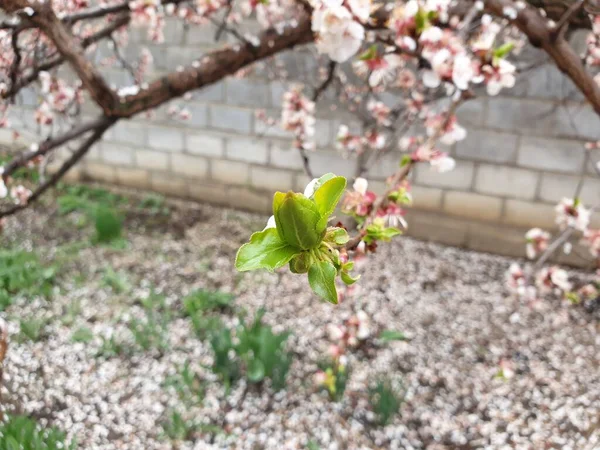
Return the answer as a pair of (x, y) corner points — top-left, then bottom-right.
(3, 21), (600, 260)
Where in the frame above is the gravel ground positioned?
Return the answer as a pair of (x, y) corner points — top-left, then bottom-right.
(0, 192), (599, 450)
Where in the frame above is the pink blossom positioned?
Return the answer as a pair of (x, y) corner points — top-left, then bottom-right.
(535, 266), (572, 294)
(555, 198), (591, 231)
(582, 229), (600, 258)
(525, 228), (551, 259)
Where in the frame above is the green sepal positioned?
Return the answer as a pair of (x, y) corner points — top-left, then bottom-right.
(325, 227), (349, 246)
(289, 252), (311, 274)
(235, 228), (301, 272)
(308, 260), (338, 304)
(274, 192), (323, 250)
(493, 42), (514, 60)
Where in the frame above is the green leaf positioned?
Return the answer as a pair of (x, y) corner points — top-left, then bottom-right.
(379, 330), (408, 342)
(274, 192), (323, 250)
(313, 176), (346, 218)
(235, 228), (301, 272)
(493, 42), (515, 59)
(308, 260), (338, 304)
(400, 154), (412, 167)
(341, 270), (360, 285)
(358, 45), (378, 61)
(247, 358), (266, 382)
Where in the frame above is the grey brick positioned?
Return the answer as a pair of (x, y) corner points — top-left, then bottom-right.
(173, 102), (208, 128)
(443, 191), (503, 221)
(116, 167), (150, 189)
(165, 46), (193, 69)
(151, 172), (188, 197)
(503, 199), (557, 229)
(456, 98), (487, 128)
(538, 173), (579, 203)
(186, 133), (224, 157)
(226, 137), (268, 163)
(314, 119), (333, 148)
(485, 97), (559, 135)
(101, 143), (135, 166)
(227, 186), (270, 213)
(254, 111), (293, 138)
(270, 141), (305, 170)
(556, 104), (600, 141)
(518, 136), (585, 173)
(415, 160), (474, 190)
(147, 127), (185, 151)
(171, 154), (209, 178)
(111, 120), (147, 146)
(250, 166), (295, 192)
(225, 78), (271, 108)
(135, 149), (170, 171)
(211, 159), (249, 185)
(193, 82), (224, 102)
(455, 129), (518, 163)
(209, 105), (252, 133)
(474, 164), (539, 199)
(163, 17), (185, 44)
(308, 151), (356, 179)
(580, 177), (600, 206)
(185, 22), (219, 45)
(411, 185), (443, 211)
(270, 81), (287, 108)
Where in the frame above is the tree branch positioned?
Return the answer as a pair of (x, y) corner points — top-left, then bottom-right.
(0, 117), (115, 218)
(486, 0), (600, 116)
(2, 13), (130, 100)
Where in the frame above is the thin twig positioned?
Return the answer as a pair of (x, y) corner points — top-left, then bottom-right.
(0, 118), (115, 219)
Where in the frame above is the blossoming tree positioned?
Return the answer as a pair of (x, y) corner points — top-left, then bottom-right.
(0, 0), (599, 304)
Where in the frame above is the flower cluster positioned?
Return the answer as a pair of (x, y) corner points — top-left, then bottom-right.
(311, 0), (369, 63)
(555, 198), (591, 231)
(281, 85), (316, 151)
(525, 228), (551, 260)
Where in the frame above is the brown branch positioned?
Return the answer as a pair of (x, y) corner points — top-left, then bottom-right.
(113, 14), (314, 118)
(1, 0), (118, 112)
(486, 0), (600, 116)
(551, 0), (584, 41)
(2, 116), (111, 178)
(2, 13), (130, 100)
(0, 117), (115, 218)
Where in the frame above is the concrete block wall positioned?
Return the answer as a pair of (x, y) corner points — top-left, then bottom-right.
(3, 22), (600, 260)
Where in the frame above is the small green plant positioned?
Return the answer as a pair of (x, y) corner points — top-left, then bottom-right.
(210, 309), (292, 391)
(315, 358), (350, 402)
(71, 326), (94, 343)
(61, 299), (82, 326)
(183, 289), (235, 313)
(0, 249), (56, 310)
(0, 415), (76, 450)
(210, 326), (240, 392)
(161, 411), (198, 441)
(96, 334), (128, 358)
(163, 360), (205, 406)
(128, 291), (171, 352)
(183, 289), (234, 340)
(19, 317), (49, 342)
(369, 378), (404, 426)
(378, 329), (408, 342)
(235, 309), (292, 390)
(57, 185), (124, 244)
(101, 267), (131, 294)
(138, 194), (170, 215)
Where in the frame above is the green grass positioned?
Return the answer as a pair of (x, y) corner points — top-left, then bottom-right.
(0, 415), (75, 450)
(0, 249), (57, 311)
